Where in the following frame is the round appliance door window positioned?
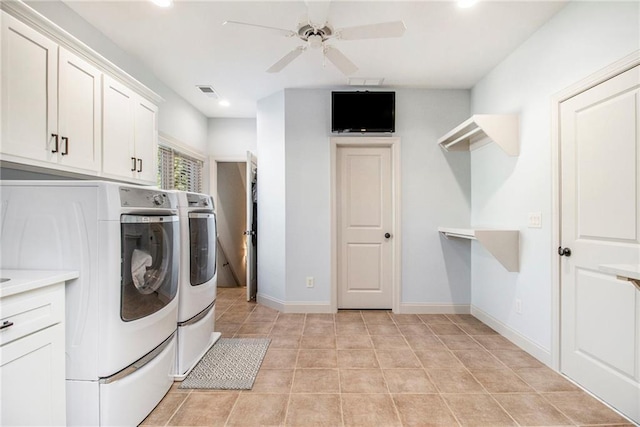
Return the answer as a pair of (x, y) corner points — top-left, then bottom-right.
(189, 212), (217, 286)
(120, 215), (179, 321)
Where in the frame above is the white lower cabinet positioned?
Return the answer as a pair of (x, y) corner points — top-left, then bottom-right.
(0, 281), (66, 426)
(102, 75), (158, 185)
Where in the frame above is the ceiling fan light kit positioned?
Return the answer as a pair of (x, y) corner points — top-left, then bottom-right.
(223, 14), (406, 76)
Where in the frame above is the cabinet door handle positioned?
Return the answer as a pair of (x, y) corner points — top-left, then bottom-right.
(61, 136), (69, 156)
(137, 158), (142, 173)
(51, 133), (59, 153)
(131, 157), (137, 172)
(0, 320), (14, 330)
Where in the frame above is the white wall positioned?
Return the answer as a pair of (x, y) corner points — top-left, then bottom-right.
(256, 91), (287, 303)
(470, 1), (640, 358)
(25, 0), (208, 154)
(208, 118), (257, 159)
(258, 88), (471, 309)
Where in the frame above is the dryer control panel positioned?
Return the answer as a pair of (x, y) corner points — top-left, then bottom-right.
(186, 193), (213, 209)
(120, 187), (173, 209)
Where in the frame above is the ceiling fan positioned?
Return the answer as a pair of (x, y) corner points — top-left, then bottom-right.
(223, 9), (406, 76)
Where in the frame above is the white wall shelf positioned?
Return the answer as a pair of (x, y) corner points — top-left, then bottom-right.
(438, 114), (520, 156)
(438, 227), (520, 272)
(599, 264), (640, 290)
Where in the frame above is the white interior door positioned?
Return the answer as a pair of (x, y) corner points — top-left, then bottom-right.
(560, 65), (640, 423)
(246, 151), (258, 301)
(337, 146), (393, 309)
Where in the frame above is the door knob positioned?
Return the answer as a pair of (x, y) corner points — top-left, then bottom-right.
(384, 233), (392, 239)
(558, 247), (572, 257)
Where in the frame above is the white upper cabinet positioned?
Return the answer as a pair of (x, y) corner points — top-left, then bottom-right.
(0, 4), (162, 184)
(1, 13), (58, 164)
(102, 76), (158, 185)
(57, 48), (102, 172)
(134, 98), (159, 184)
(1, 14), (101, 173)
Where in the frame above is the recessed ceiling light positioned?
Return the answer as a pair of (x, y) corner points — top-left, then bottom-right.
(150, 0), (172, 8)
(219, 100), (230, 107)
(458, 0), (478, 8)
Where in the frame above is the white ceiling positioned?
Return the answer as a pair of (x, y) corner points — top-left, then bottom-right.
(63, 0), (567, 118)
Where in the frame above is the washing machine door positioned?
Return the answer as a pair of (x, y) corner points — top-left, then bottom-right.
(121, 214), (179, 321)
(188, 212), (217, 286)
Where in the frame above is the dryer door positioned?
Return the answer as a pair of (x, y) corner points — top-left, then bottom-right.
(188, 212), (217, 286)
(121, 215), (179, 321)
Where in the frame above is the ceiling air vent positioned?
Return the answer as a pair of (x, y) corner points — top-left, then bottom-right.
(348, 78), (385, 86)
(196, 85), (219, 99)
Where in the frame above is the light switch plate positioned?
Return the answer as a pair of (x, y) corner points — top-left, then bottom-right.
(528, 212), (542, 228)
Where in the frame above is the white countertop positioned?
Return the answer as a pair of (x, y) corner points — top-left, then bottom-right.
(0, 270), (79, 298)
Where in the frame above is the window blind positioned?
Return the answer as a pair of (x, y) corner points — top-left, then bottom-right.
(157, 146), (203, 193)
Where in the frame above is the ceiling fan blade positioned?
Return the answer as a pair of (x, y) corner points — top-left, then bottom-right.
(337, 20), (406, 40)
(267, 46), (307, 73)
(222, 20), (296, 38)
(304, 0), (331, 28)
(323, 46), (358, 76)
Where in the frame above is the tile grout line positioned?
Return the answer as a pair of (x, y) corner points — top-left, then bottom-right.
(446, 322), (524, 427)
(412, 315), (464, 427)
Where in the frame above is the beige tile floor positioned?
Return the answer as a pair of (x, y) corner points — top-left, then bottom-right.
(142, 287), (633, 427)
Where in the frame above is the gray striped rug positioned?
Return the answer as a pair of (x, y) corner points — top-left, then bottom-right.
(179, 338), (270, 390)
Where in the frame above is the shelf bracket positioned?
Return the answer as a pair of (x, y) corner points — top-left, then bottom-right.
(616, 276), (640, 291)
(438, 227), (519, 272)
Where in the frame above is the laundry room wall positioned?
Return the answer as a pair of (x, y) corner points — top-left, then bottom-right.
(256, 91), (287, 303)
(208, 118), (257, 159)
(24, 0), (208, 154)
(256, 87), (471, 311)
(469, 0), (640, 363)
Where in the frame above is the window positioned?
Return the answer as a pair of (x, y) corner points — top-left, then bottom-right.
(157, 145), (204, 192)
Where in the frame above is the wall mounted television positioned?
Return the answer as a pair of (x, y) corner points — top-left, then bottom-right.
(331, 91), (395, 133)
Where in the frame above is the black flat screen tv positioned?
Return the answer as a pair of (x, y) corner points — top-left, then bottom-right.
(331, 91), (395, 133)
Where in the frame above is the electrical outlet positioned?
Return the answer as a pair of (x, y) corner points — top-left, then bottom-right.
(306, 277), (314, 288)
(515, 299), (522, 314)
(528, 212), (542, 228)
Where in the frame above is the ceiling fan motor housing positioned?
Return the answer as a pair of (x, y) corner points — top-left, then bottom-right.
(298, 24), (333, 43)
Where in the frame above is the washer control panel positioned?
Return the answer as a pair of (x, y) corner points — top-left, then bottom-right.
(120, 187), (173, 208)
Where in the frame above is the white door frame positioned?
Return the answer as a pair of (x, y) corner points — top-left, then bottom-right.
(550, 50), (640, 371)
(330, 136), (402, 313)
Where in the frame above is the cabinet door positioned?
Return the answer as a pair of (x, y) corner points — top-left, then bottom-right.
(134, 97), (159, 184)
(58, 48), (102, 172)
(0, 324), (66, 426)
(102, 76), (135, 178)
(1, 12), (58, 162)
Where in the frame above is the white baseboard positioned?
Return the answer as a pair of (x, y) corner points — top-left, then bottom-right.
(398, 303), (470, 314)
(256, 293), (285, 311)
(256, 294), (333, 313)
(471, 305), (552, 367)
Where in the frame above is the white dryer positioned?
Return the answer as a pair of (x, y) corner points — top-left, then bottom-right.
(174, 191), (221, 379)
(0, 181), (180, 426)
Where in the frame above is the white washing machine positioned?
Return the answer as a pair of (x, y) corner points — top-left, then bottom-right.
(174, 191), (221, 379)
(0, 181), (180, 426)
